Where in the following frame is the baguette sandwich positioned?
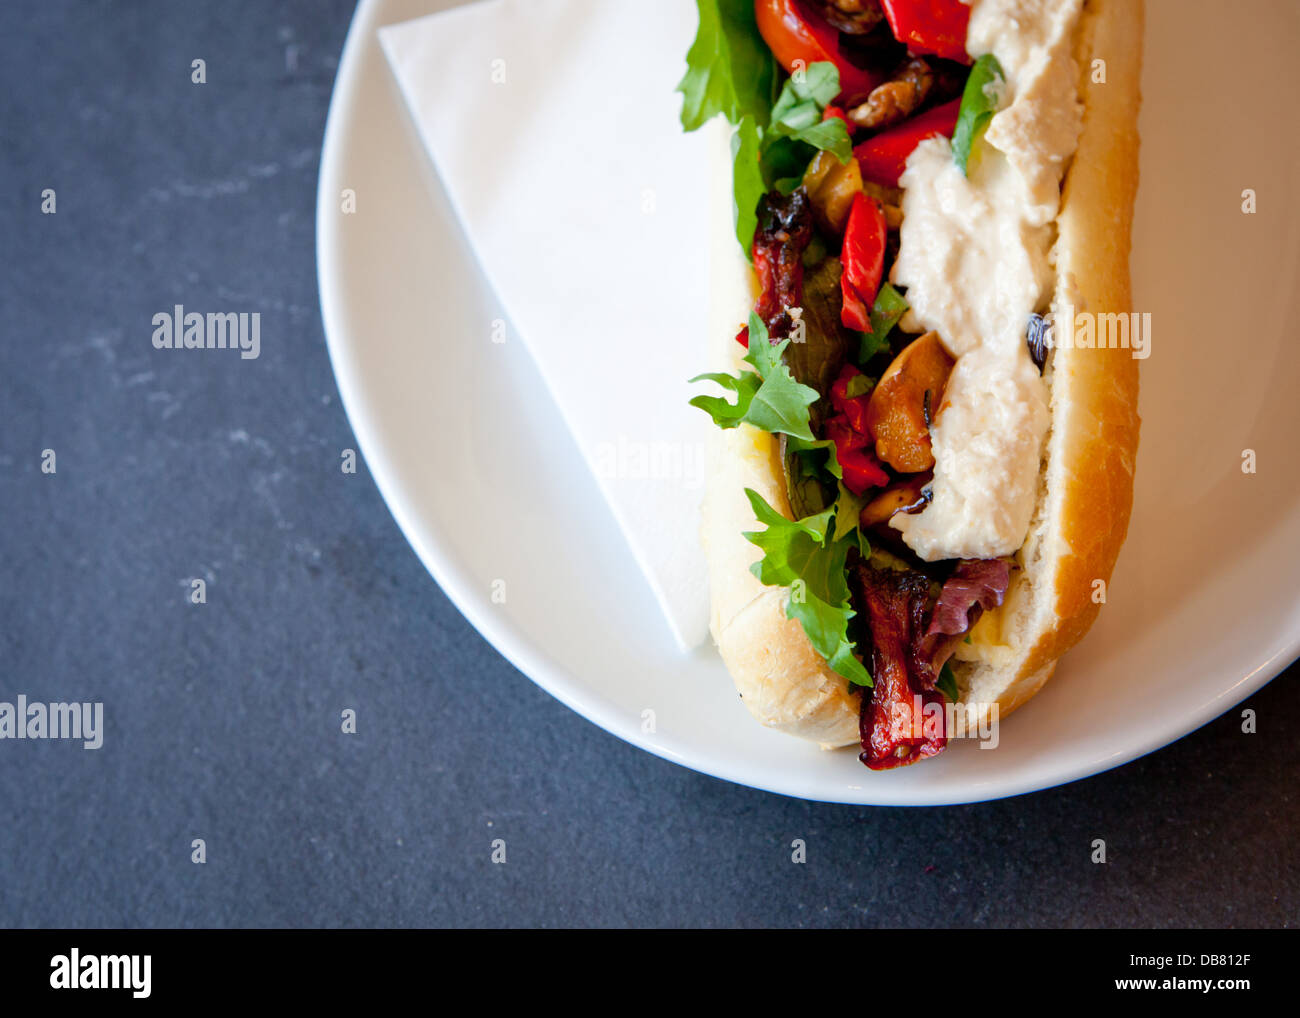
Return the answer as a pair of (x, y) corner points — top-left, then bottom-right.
(681, 0), (1143, 768)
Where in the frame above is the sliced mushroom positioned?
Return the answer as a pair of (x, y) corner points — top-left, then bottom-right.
(864, 331), (955, 473)
(859, 474), (933, 529)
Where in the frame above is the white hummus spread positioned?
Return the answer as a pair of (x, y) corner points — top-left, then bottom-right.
(889, 0), (1083, 561)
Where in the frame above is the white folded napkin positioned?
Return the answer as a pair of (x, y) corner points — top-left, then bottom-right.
(379, 0), (722, 650)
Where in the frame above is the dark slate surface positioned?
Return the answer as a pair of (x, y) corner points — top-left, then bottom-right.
(1, 0), (1295, 929)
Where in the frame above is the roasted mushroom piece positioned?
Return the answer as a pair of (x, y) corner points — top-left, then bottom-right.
(864, 331), (955, 473)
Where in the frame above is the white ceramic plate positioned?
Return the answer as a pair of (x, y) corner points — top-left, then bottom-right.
(317, 0), (1300, 804)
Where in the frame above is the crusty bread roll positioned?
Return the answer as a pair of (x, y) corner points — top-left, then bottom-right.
(701, 0), (1143, 749)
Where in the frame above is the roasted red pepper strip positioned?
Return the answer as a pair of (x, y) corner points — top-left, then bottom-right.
(827, 364), (888, 493)
(830, 362), (872, 434)
(879, 0), (972, 63)
(852, 97), (960, 187)
(839, 192), (886, 332)
(826, 422), (889, 495)
(855, 564), (948, 769)
(755, 0), (884, 105)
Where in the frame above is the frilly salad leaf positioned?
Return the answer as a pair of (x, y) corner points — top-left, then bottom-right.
(831, 483), (872, 561)
(689, 313), (819, 441)
(730, 116), (765, 253)
(759, 62), (853, 189)
(743, 487), (872, 687)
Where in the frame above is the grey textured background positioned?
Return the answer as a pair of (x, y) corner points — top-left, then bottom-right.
(1, 1), (1296, 929)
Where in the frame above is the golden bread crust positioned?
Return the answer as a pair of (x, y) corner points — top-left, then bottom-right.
(1018, 0), (1144, 683)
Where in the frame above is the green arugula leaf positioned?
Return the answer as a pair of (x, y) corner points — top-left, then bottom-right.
(743, 489), (834, 586)
(686, 371), (761, 428)
(831, 482), (872, 561)
(856, 525), (872, 563)
(760, 64), (853, 184)
(740, 316), (820, 440)
(758, 136), (814, 190)
(677, 0), (779, 131)
(796, 61), (842, 107)
(788, 571), (872, 687)
(689, 314), (819, 440)
(742, 378), (817, 441)
(951, 54), (1006, 176)
(731, 115), (764, 254)
(785, 435), (841, 488)
(738, 313), (785, 374)
(770, 60), (841, 116)
(786, 117), (852, 162)
(858, 282), (909, 363)
(768, 96), (820, 134)
(937, 662), (960, 703)
(742, 489), (872, 687)
(820, 438), (843, 481)
(792, 532), (853, 615)
(832, 484), (866, 544)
